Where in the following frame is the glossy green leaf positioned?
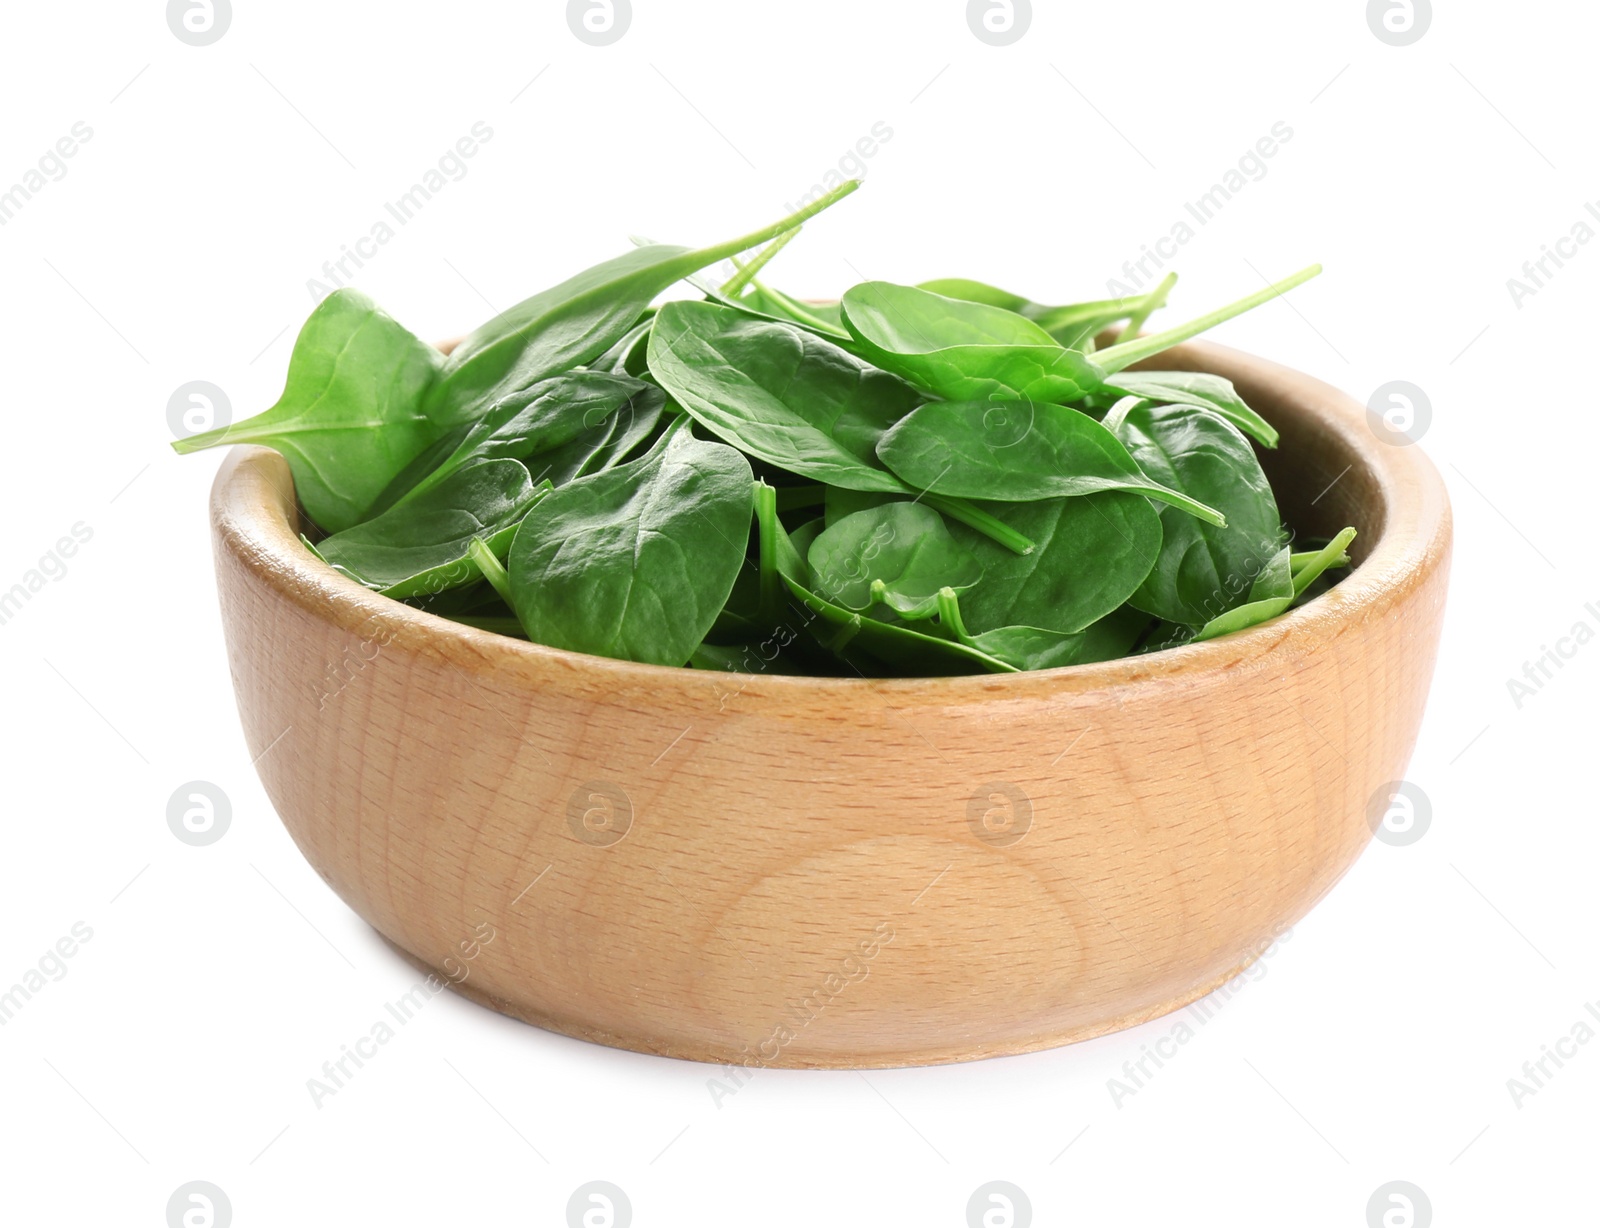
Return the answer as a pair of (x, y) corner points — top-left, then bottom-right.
(916, 278), (1171, 350)
(1191, 545), (1295, 641)
(876, 399), (1226, 525)
(649, 301), (920, 492)
(842, 281), (1108, 403)
(1112, 401), (1284, 625)
(945, 494), (1162, 635)
(429, 182), (861, 427)
(767, 515), (1013, 675)
(932, 588), (1084, 671)
(1101, 370), (1278, 448)
(505, 426), (754, 666)
(172, 289), (447, 532)
(312, 459), (541, 599)
(398, 371), (653, 507)
(806, 502), (981, 619)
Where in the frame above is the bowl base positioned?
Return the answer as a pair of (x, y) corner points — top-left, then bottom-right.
(375, 931), (1271, 1070)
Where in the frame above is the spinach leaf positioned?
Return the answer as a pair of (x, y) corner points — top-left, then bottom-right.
(945, 494), (1162, 635)
(1191, 528), (1355, 642)
(842, 281), (1108, 403)
(846, 266), (1321, 405)
(534, 383), (670, 486)
(1099, 370), (1279, 448)
(505, 425), (754, 666)
(172, 289), (447, 532)
(588, 313), (656, 376)
(648, 301), (920, 492)
(876, 399), (1226, 524)
(932, 589), (1085, 671)
(916, 277), (1173, 350)
(312, 459), (542, 599)
(430, 182), (861, 427)
(767, 513), (1014, 675)
(1111, 401), (1284, 625)
(806, 502), (981, 619)
(398, 371), (653, 506)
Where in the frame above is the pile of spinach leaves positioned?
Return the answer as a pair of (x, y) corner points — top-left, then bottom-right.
(176, 181), (1356, 675)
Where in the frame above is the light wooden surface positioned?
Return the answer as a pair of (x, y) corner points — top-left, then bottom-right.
(208, 338), (1452, 1068)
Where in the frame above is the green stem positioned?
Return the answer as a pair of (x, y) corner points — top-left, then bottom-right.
(467, 537), (516, 607)
(924, 494), (1035, 555)
(721, 227), (801, 297)
(753, 481), (782, 622)
(1113, 271), (1178, 345)
(935, 587), (972, 641)
(1096, 264), (1322, 375)
(1290, 527), (1357, 597)
(679, 180), (860, 276)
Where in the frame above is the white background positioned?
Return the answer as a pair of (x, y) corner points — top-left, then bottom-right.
(1, 1), (1595, 1224)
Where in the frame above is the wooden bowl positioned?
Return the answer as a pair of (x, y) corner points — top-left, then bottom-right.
(208, 336), (1450, 1068)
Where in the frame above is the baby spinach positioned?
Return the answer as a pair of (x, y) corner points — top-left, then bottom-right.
(945, 493), (1162, 636)
(1192, 528), (1357, 642)
(767, 510), (1014, 675)
(844, 266), (1320, 406)
(428, 180), (861, 427)
(649, 300), (919, 492)
(176, 180), (1354, 676)
(172, 289), (447, 532)
(1110, 401), (1284, 626)
(505, 425), (754, 666)
(806, 502), (982, 619)
(1098, 370), (1278, 448)
(312, 459), (542, 599)
(932, 588), (1085, 671)
(875, 399), (1227, 525)
(917, 277), (1173, 350)
(842, 282), (1109, 404)
(397, 371), (653, 506)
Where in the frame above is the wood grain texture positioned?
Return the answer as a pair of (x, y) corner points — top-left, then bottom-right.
(208, 337), (1451, 1068)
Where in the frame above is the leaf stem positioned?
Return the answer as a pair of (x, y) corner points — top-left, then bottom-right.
(686, 180), (860, 272)
(721, 227), (801, 297)
(467, 537), (515, 607)
(1095, 264), (1322, 374)
(924, 494), (1035, 555)
(935, 586), (972, 640)
(753, 481), (782, 622)
(1113, 272), (1178, 345)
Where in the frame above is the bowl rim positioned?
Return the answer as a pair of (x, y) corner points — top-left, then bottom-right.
(210, 335), (1452, 704)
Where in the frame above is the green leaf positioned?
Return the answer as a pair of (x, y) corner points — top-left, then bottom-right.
(1191, 545), (1295, 641)
(767, 515), (1014, 675)
(1111, 401), (1284, 625)
(429, 182), (862, 427)
(806, 502), (982, 619)
(932, 589), (1085, 671)
(1100, 370), (1278, 448)
(172, 289), (447, 532)
(398, 371), (654, 506)
(648, 301), (920, 492)
(917, 278), (1171, 350)
(313, 459), (542, 599)
(842, 281), (1108, 403)
(945, 494), (1162, 635)
(875, 399), (1226, 525)
(1191, 527), (1356, 642)
(534, 383), (670, 487)
(505, 426), (754, 666)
